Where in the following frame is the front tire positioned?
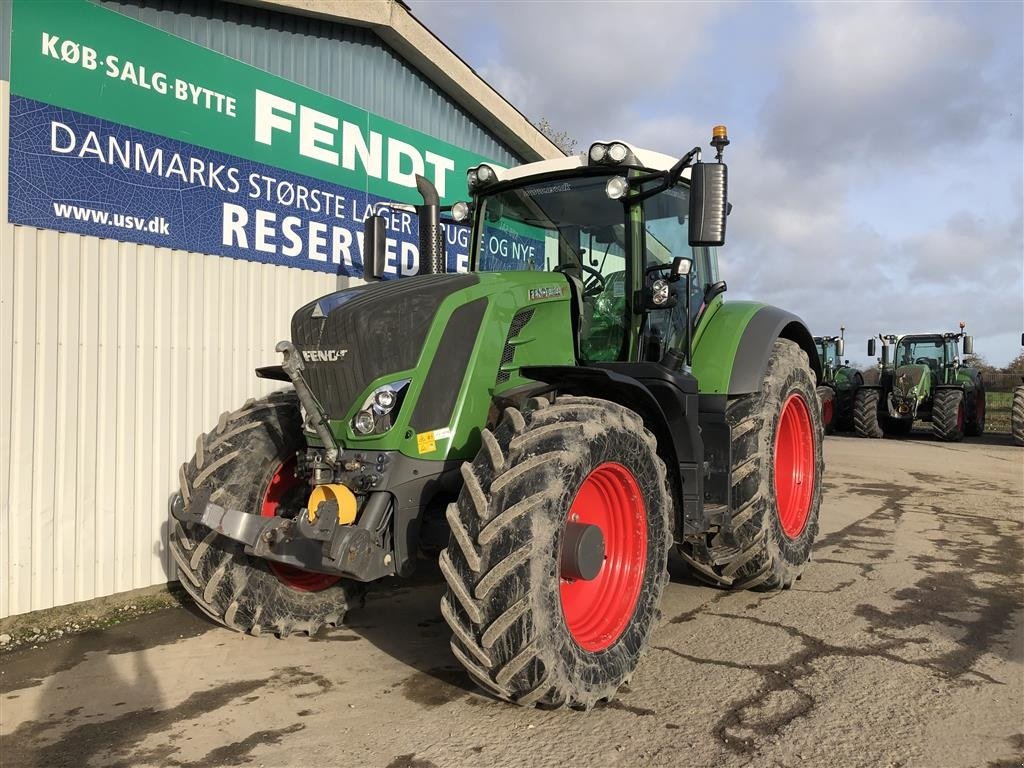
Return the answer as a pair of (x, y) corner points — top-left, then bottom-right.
(835, 373), (863, 431)
(965, 382), (986, 437)
(853, 388), (884, 439)
(932, 389), (965, 442)
(680, 339), (823, 590)
(170, 391), (352, 636)
(440, 396), (671, 709)
(817, 385), (836, 435)
(1012, 386), (1024, 446)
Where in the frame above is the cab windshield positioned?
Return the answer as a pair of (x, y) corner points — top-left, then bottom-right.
(815, 340), (838, 367)
(473, 172), (718, 362)
(896, 337), (945, 369)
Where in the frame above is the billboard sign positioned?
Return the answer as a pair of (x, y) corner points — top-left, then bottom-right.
(6, 0), (502, 276)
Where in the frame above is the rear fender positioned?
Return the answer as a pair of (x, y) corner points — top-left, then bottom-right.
(692, 302), (821, 395)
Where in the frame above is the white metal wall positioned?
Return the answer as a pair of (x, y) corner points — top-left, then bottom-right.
(0, 81), (351, 618)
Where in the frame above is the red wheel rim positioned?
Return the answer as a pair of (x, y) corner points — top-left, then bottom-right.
(822, 397), (833, 428)
(261, 457), (341, 592)
(774, 394), (815, 539)
(559, 462), (647, 652)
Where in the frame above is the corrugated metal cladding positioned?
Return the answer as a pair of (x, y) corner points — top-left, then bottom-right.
(0, 82), (341, 617)
(97, 0), (523, 168)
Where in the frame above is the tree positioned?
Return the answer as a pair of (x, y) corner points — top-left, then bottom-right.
(535, 117), (578, 156)
(1005, 351), (1024, 376)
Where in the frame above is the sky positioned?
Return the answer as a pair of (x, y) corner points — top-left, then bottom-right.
(411, 0), (1024, 367)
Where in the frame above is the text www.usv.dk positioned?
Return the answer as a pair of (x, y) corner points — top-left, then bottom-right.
(52, 202), (170, 234)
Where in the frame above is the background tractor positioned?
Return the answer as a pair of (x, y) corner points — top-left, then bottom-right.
(853, 324), (983, 442)
(171, 127), (825, 710)
(1013, 333), (1024, 446)
(814, 329), (862, 433)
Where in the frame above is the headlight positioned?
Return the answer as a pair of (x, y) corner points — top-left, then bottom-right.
(477, 164), (495, 184)
(605, 176), (629, 200)
(589, 141), (633, 166)
(651, 279), (671, 306)
(451, 201), (470, 222)
(352, 379), (411, 435)
(467, 168), (478, 189)
(607, 142), (629, 163)
(354, 410), (376, 435)
(373, 389), (397, 412)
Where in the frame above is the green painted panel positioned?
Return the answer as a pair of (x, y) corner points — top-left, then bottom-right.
(690, 299), (764, 395)
(320, 272), (575, 461)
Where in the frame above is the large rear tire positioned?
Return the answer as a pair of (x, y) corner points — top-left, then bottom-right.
(853, 388), (884, 439)
(817, 385), (836, 435)
(965, 382), (986, 437)
(170, 391), (352, 636)
(1012, 386), (1024, 446)
(679, 339), (823, 590)
(440, 396), (671, 709)
(932, 388), (965, 442)
(834, 373), (863, 431)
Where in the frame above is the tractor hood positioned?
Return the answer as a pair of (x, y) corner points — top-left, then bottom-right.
(287, 271), (577, 460)
(893, 364), (932, 403)
(291, 274), (480, 422)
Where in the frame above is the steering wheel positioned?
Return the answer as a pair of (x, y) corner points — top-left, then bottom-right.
(555, 263), (607, 297)
(915, 357), (933, 366)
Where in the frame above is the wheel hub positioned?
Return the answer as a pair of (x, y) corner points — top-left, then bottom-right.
(559, 522), (605, 581)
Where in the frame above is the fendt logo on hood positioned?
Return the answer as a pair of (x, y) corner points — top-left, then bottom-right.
(300, 349), (348, 363)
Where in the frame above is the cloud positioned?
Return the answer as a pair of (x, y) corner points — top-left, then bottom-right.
(412, 1), (724, 142)
(761, 2), (1021, 170)
(410, 1), (1023, 364)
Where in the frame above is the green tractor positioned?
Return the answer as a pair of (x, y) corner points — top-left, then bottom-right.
(814, 329), (862, 433)
(853, 324), (984, 442)
(171, 127), (825, 709)
(1013, 333), (1024, 446)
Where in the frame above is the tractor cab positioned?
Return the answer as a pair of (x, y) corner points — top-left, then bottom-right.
(813, 335), (845, 378)
(457, 135), (730, 367)
(894, 335), (955, 381)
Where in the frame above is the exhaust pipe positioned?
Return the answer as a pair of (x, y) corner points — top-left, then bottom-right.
(415, 174), (446, 275)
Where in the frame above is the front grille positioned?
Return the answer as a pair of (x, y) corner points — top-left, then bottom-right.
(496, 309), (535, 384)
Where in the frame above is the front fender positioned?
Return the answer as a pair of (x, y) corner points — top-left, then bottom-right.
(691, 301), (821, 395)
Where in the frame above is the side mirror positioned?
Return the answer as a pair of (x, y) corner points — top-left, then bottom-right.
(837, 338), (845, 357)
(362, 215), (388, 281)
(963, 335), (973, 355)
(688, 162), (728, 247)
(867, 339), (876, 357)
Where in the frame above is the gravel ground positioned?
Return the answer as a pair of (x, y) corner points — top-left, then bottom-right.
(1, 432), (1021, 768)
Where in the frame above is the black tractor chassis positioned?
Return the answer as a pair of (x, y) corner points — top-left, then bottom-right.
(172, 362), (734, 584)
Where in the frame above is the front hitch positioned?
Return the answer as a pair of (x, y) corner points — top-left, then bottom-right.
(170, 489), (394, 582)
